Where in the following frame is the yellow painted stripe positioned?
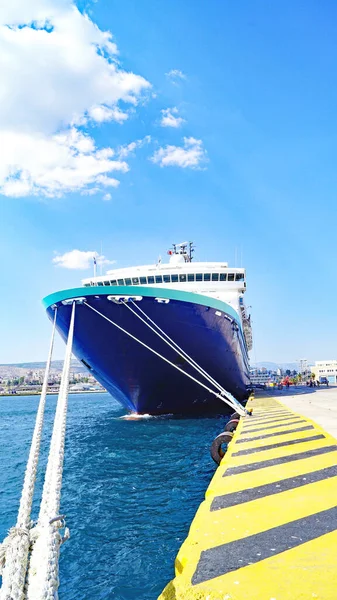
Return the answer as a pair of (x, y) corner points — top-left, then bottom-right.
(185, 477), (337, 547)
(206, 448), (337, 497)
(158, 396), (337, 600)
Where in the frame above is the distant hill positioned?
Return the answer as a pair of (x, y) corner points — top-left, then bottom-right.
(251, 361), (300, 371)
(0, 359), (86, 373)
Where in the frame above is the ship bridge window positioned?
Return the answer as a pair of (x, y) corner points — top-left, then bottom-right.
(132, 277), (139, 285)
(179, 274), (187, 282)
(163, 275), (171, 283)
(188, 274), (195, 282)
(228, 273), (235, 281)
(97, 281), (104, 286)
(196, 273), (203, 282)
(110, 280), (117, 286)
(212, 273), (219, 281)
(125, 278), (132, 285)
(220, 273), (227, 281)
(140, 276), (147, 284)
(117, 279), (124, 285)
(147, 276), (155, 284)
(104, 281), (110, 286)
(155, 275), (163, 283)
(204, 273), (211, 281)
(236, 273), (244, 281)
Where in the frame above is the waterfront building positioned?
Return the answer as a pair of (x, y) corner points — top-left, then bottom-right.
(310, 360), (337, 384)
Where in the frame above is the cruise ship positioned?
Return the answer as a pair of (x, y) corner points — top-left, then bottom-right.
(43, 243), (252, 415)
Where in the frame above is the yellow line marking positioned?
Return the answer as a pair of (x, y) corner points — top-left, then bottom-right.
(158, 396), (337, 600)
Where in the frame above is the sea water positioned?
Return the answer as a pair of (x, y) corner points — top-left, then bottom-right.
(0, 392), (226, 599)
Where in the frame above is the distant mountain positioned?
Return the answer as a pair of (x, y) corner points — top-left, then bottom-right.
(251, 361), (300, 371)
(1, 359), (304, 375)
(0, 359), (86, 373)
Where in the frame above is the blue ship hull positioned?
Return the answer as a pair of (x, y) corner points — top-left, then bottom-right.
(43, 286), (251, 415)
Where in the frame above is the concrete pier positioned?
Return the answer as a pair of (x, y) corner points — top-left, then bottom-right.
(279, 386), (337, 439)
(159, 389), (337, 599)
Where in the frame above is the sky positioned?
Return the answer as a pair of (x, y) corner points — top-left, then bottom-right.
(0, 0), (336, 365)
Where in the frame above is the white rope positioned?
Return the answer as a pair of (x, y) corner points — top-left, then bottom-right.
(126, 301), (246, 414)
(126, 300), (247, 413)
(0, 309), (58, 600)
(84, 301), (246, 415)
(25, 302), (76, 600)
(126, 300), (228, 396)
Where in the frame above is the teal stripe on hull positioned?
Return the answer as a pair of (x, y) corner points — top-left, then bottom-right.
(43, 285), (242, 329)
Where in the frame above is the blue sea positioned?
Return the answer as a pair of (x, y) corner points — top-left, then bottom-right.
(0, 392), (225, 599)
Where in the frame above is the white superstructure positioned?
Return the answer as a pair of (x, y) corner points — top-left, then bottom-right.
(82, 242), (253, 351)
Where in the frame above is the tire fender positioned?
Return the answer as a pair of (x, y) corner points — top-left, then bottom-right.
(225, 418), (240, 432)
(210, 431), (234, 465)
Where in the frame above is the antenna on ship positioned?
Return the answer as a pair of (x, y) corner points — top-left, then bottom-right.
(189, 241), (195, 262)
(93, 254), (97, 279)
(168, 241), (195, 263)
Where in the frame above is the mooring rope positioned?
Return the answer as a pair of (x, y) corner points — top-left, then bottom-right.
(84, 301), (246, 415)
(126, 299), (229, 396)
(0, 309), (58, 600)
(25, 301), (76, 600)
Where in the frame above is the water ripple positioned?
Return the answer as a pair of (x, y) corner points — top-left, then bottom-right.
(0, 393), (225, 599)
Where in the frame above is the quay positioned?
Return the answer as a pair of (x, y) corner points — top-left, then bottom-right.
(159, 388), (337, 599)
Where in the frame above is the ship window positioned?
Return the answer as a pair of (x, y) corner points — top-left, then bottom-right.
(236, 273), (244, 281)
(110, 280), (117, 285)
(196, 273), (203, 282)
(188, 273), (195, 282)
(220, 273), (227, 281)
(140, 277), (147, 284)
(212, 273), (219, 281)
(179, 274), (187, 282)
(163, 275), (171, 283)
(228, 273), (235, 281)
(104, 281), (110, 286)
(147, 276), (155, 284)
(125, 278), (132, 285)
(171, 274), (178, 282)
(132, 277), (139, 285)
(155, 275), (163, 283)
(117, 279), (124, 285)
(204, 273), (211, 281)
(97, 281), (104, 286)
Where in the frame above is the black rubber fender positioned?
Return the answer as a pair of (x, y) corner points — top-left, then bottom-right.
(225, 418), (240, 432)
(210, 431), (234, 465)
(229, 412), (240, 420)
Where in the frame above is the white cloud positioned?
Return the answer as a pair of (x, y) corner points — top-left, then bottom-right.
(103, 193), (112, 201)
(0, 0), (151, 197)
(117, 135), (152, 158)
(151, 137), (207, 169)
(160, 107), (185, 128)
(166, 69), (187, 83)
(89, 105), (128, 124)
(53, 249), (115, 270)
(0, 128), (126, 197)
